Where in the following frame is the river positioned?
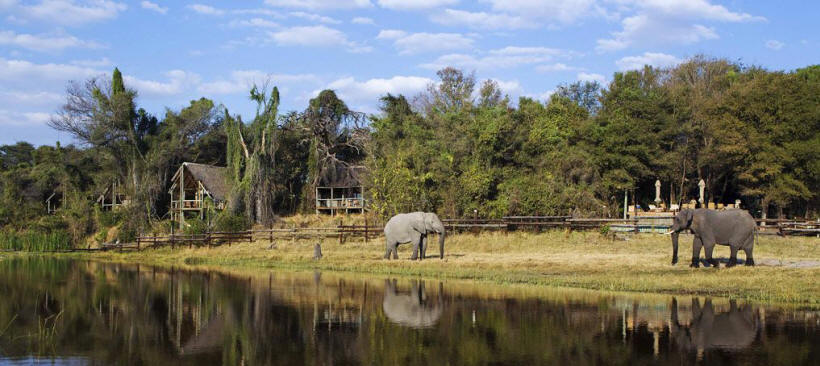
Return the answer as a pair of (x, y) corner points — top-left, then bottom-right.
(0, 257), (817, 365)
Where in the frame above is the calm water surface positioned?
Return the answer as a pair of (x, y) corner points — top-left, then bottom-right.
(0, 257), (817, 365)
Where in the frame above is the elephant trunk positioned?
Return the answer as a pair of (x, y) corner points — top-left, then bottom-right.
(438, 230), (445, 259)
(671, 231), (679, 265)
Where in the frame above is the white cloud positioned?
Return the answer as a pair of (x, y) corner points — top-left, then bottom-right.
(316, 75), (432, 112)
(596, 0), (763, 52)
(421, 46), (568, 70)
(0, 57), (102, 88)
(765, 40), (784, 50)
(382, 32), (474, 54)
(232, 8), (279, 16)
(535, 63), (579, 72)
(377, 0), (456, 10)
(269, 25), (371, 53)
(352, 16), (375, 25)
(484, 0), (600, 25)
(430, 9), (539, 30)
(187, 4), (224, 15)
(124, 70), (201, 97)
(577, 72), (606, 84)
(376, 29), (406, 39)
(70, 57), (113, 68)
(0, 91), (63, 108)
(199, 70), (319, 95)
(265, 0), (372, 10)
(228, 18), (280, 28)
(269, 25), (346, 46)
(140, 1), (167, 14)
(615, 52), (681, 71)
(596, 14), (718, 51)
(0, 110), (54, 126)
(0, 30), (102, 51)
(9, 0), (127, 26)
(489, 79), (522, 95)
(489, 46), (563, 56)
(622, 0), (765, 22)
(289, 11), (341, 24)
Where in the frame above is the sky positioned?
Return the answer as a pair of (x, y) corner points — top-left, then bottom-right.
(0, 0), (818, 146)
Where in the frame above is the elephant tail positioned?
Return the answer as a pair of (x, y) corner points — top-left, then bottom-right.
(754, 225), (759, 247)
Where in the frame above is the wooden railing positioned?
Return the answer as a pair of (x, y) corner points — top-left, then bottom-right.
(119, 216), (816, 252)
(316, 198), (367, 209)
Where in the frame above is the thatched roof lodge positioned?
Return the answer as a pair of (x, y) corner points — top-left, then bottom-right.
(96, 179), (129, 211)
(315, 165), (367, 215)
(169, 162), (231, 225)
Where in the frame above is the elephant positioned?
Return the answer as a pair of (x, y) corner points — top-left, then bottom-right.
(670, 297), (758, 352)
(665, 208), (756, 268)
(383, 212), (446, 260)
(382, 279), (443, 328)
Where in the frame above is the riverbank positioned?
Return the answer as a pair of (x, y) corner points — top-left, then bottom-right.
(6, 229), (809, 307)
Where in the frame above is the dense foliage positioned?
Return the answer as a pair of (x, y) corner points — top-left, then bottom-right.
(369, 59), (819, 219)
(0, 56), (816, 247)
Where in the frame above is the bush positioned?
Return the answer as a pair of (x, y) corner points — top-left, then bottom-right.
(183, 217), (209, 235)
(97, 210), (122, 228)
(213, 213), (249, 232)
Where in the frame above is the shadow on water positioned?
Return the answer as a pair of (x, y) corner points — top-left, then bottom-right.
(0, 257), (817, 365)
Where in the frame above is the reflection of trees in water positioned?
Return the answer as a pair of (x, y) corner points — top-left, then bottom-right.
(0, 258), (817, 365)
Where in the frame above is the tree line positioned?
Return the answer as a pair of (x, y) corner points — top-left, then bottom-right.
(0, 55), (816, 244)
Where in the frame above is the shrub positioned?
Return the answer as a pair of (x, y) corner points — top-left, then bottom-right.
(183, 217), (209, 235)
(213, 213), (249, 232)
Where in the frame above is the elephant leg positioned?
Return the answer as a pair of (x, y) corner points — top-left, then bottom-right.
(410, 232), (422, 260)
(420, 235), (428, 260)
(743, 243), (754, 266)
(704, 243), (719, 268)
(727, 246), (738, 267)
(690, 237), (703, 268)
(384, 241), (397, 260)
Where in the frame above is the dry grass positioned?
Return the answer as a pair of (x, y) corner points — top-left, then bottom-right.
(54, 229), (820, 307)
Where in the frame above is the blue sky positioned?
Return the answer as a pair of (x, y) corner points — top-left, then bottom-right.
(1, 0), (817, 145)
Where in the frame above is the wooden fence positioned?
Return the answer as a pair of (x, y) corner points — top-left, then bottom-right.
(116, 215), (816, 252)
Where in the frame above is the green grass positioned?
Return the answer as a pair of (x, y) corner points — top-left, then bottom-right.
(0, 231), (72, 252)
(10, 230), (820, 307)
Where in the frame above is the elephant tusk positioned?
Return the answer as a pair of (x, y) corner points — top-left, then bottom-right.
(663, 230), (676, 235)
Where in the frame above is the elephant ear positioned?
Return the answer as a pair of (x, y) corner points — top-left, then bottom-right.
(684, 209), (694, 228)
(409, 212), (427, 234)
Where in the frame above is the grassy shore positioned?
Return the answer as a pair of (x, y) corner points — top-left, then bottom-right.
(29, 229), (818, 307)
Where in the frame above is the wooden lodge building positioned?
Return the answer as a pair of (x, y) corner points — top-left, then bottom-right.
(169, 162), (231, 225)
(96, 180), (130, 211)
(315, 165), (367, 215)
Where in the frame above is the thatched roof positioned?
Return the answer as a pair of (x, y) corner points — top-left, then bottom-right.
(173, 162), (231, 201)
(318, 165), (366, 188)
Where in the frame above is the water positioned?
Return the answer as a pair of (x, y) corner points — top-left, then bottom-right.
(0, 258), (817, 365)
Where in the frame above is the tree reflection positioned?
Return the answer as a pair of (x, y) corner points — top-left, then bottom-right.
(0, 258), (816, 365)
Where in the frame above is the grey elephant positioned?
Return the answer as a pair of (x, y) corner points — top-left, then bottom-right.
(383, 212), (445, 260)
(670, 297), (758, 352)
(666, 208), (756, 268)
(382, 279), (443, 328)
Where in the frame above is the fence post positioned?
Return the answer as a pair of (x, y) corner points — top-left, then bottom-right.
(136, 236), (140, 251)
(364, 216), (368, 244)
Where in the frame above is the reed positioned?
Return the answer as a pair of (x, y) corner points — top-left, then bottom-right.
(0, 231), (72, 252)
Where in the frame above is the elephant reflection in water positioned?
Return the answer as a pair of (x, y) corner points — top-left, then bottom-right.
(382, 279), (443, 328)
(670, 297), (759, 352)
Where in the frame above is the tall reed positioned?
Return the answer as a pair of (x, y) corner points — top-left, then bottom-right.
(0, 231), (72, 251)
